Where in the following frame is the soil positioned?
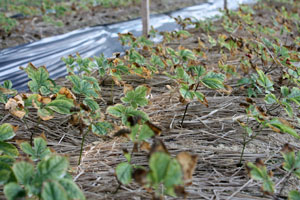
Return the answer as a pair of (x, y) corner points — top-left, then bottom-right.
(0, 0), (300, 200)
(0, 0), (207, 49)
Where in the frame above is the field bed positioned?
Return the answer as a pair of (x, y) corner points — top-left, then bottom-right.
(0, 0), (206, 49)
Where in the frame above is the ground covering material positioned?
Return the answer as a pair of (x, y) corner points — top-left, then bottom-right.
(1, 0), (300, 199)
(0, 0), (206, 49)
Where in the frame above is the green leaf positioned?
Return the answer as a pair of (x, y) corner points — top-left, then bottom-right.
(194, 91), (205, 102)
(247, 162), (264, 181)
(208, 35), (217, 47)
(0, 141), (19, 157)
(83, 76), (101, 92)
(0, 155), (15, 166)
(83, 98), (99, 111)
(247, 162), (274, 194)
(13, 161), (34, 185)
(289, 190), (300, 200)
(121, 86), (149, 109)
(282, 151), (295, 172)
(164, 158), (183, 188)
(67, 75), (99, 98)
(116, 162), (133, 185)
(42, 181), (68, 200)
(46, 99), (73, 114)
(4, 182), (26, 200)
(37, 108), (54, 120)
(281, 101), (294, 118)
(281, 86), (290, 97)
(179, 84), (194, 100)
(287, 87), (300, 105)
(267, 118), (300, 139)
(59, 179), (85, 200)
(37, 155), (69, 181)
(107, 104), (125, 118)
(262, 179), (275, 195)
(24, 64), (53, 94)
(138, 124), (154, 141)
(151, 54), (165, 68)
(190, 65), (206, 78)
(0, 160), (16, 184)
(0, 168), (11, 185)
(149, 152), (171, 184)
(264, 93), (277, 104)
(179, 49), (196, 61)
(107, 104), (149, 125)
(201, 71), (225, 89)
(256, 69), (274, 93)
(0, 123), (15, 141)
(20, 138), (51, 161)
(92, 122), (112, 135)
(176, 67), (194, 84)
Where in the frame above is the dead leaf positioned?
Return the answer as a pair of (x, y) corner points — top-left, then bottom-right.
(5, 96), (26, 119)
(123, 84), (133, 95)
(149, 139), (169, 156)
(145, 121), (162, 136)
(133, 168), (148, 186)
(140, 141), (151, 152)
(176, 152), (197, 185)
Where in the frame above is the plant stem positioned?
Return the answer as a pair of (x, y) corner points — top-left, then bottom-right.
(238, 131), (247, 166)
(78, 128), (90, 165)
(238, 125), (261, 165)
(23, 118), (34, 146)
(180, 82), (200, 127)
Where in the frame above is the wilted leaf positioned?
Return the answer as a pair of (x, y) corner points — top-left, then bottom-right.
(145, 121), (162, 136)
(5, 96), (26, 119)
(133, 168), (148, 185)
(37, 108), (54, 121)
(176, 152), (198, 185)
(150, 139), (169, 156)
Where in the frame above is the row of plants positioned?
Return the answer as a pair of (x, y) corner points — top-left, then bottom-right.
(1, 0), (300, 198)
(0, 0), (141, 33)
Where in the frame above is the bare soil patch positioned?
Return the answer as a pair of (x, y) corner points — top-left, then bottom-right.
(0, 0), (206, 49)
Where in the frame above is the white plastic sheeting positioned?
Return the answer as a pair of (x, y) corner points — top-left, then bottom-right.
(0, 0), (255, 91)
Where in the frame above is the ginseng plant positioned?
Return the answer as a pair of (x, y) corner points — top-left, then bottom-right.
(107, 84), (198, 199)
(5, 63), (74, 145)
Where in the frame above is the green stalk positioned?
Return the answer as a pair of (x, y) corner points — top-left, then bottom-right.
(181, 81), (200, 127)
(78, 128), (90, 165)
(23, 118), (35, 146)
